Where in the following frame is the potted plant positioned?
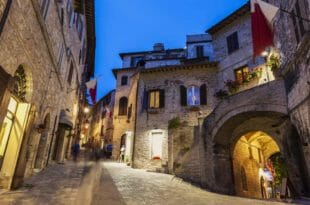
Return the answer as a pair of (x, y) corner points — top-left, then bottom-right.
(267, 54), (280, 71)
(225, 80), (240, 93)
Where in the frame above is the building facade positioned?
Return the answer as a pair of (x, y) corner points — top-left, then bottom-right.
(0, 0), (95, 190)
(89, 90), (115, 149)
(110, 0), (310, 200)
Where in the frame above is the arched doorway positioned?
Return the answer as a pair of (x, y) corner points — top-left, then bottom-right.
(232, 131), (289, 199)
(210, 111), (310, 198)
(0, 65), (32, 189)
(34, 114), (51, 169)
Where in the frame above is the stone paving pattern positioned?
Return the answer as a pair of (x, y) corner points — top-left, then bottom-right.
(0, 161), (309, 205)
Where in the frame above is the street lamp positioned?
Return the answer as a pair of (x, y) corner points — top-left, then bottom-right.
(84, 107), (90, 114)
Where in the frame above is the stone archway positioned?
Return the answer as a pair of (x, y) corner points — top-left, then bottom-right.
(232, 131), (282, 199)
(34, 113), (51, 170)
(208, 111), (310, 198)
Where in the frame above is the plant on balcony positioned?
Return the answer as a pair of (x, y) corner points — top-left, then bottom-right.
(214, 89), (229, 99)
(267, 54), (280, 71)
(225, 80), (240, 93)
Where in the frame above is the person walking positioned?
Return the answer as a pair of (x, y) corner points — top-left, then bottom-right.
(71, 140), (80, 162)
(119, 145), (125, 163)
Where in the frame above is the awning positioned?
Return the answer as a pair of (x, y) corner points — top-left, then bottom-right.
(59, 109), (73, 129)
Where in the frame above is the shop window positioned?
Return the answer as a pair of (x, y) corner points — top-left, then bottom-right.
(187, 86), (200, 106)
(151, 132), (163, 159)
(227, 32), (239, 54)
(234, 66), (249, 84)
(149, 89), (165, 109)
(121, 76), (128, 86)
(196, 45), (204, 58)
(118, 97), (128, 116)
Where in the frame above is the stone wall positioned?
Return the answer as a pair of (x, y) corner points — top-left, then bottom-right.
(133, 65), (218, 171)
(0, 0), (89, 189)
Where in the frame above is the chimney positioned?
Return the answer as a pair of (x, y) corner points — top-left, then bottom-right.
(153, 43), (165, 51)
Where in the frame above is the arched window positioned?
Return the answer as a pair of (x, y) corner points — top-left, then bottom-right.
(121, 76), (128, 86)
(13, 66), (27, 101)
(119, 97), (128, 115)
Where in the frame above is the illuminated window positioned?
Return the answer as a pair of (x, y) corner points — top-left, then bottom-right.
(148, 90), (165, 109)
(234, 66), (249, 84)
(187, 86), (200, 106)
(151, 132), (163, 159)
(149, 90), (160, 109)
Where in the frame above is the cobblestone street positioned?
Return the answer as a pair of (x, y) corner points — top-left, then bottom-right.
(0, 161), (309, 205)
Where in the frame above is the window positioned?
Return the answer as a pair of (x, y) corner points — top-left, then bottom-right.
(130, 56), (144, 67)
(118, 97), (128, 116)
(151, 132), (163, 159)
(60, 8), (64, 26)
(67, 62), (74, 85)
(40, 0), (51, 20)
(196, 45), (204, 58)
(149, 90), (165, 109)
(76, 14), (83, 40)
(291, 1), (307, 44)
(121, 76), (128, 86)
(187, 86), (200, 106)
(227, 32), (239, 54)
(234, 66), (249, 84)
(180, 84), (207, 106)
(67, 0), (74, 27)
(58, 44), (65, 68)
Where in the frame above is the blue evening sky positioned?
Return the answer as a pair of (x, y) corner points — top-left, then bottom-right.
(94, 0), (248, 100)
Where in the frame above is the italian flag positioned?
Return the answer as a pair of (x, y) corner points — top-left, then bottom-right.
(251, 0), (279, 57)
(86, 79), (97, 104)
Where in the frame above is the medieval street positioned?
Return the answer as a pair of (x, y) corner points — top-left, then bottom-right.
(0, 0), (310, 204)
(0, 160), (309, 205)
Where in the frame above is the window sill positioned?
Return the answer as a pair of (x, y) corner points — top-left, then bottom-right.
(188, 106), (200, 112)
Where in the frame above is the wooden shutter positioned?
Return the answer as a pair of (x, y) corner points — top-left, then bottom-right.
(180, 85), (187, 106)
(142, 91), (149, 110)
(159, 89), (165, 108)
(200, 84), (207, 105)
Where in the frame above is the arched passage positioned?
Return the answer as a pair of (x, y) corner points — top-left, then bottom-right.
(34, 113), (51, 169)
(209, 111), (310, 198)
(232, 131), (285, 199)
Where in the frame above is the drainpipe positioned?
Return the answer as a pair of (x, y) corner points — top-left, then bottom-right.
(132, 76), (140, 167)
(0, 0), (12, 37)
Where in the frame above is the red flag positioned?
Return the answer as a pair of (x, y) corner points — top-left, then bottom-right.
(251, 0), (278, 57)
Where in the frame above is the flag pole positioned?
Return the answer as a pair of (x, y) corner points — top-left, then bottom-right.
(278, 8), (310, 23)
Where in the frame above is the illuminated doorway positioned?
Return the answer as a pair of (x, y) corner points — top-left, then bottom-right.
(232, 131), (290, 199)
(0, 97), (30, 189)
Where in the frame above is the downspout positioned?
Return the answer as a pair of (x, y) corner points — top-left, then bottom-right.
(132, 74), (140, 167)
(0, 0), (13, 37)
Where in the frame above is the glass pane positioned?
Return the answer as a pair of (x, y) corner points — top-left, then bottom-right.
(7, 98), (18, 113)
(187, 86), (200, 106)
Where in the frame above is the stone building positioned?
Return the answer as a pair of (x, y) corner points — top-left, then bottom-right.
(0, 0), (95, 190)
(89, 90), (115, 148)
(110, 0), (310, 200)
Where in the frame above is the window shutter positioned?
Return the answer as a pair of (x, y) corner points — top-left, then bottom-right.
(159, 89), (165, 108)
(180, 85), (187, 106)
(142, 91), (149, 110)
(200, 84), (207, 105)
(127, 104), (132, 119)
